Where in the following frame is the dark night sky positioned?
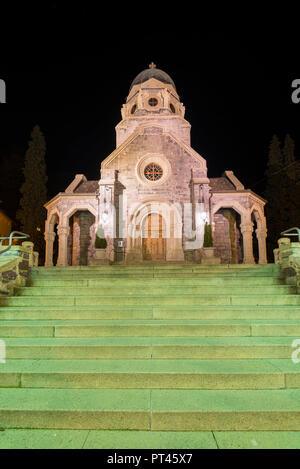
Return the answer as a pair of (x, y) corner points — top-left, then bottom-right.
(0, 26), (299, 201)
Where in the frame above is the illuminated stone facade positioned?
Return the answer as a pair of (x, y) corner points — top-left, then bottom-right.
(44, 64), (267, 265)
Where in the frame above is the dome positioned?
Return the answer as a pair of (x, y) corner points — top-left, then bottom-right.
(129, 63), (176, 92)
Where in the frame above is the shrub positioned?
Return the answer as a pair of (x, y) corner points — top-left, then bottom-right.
(95, 234), (107, 249)
(203, 223), (213, 247)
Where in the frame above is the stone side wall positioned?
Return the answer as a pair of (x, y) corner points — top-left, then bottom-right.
(79, 211), (95, 265)
(213, 211), (243, 264)
(67, 212), (95, 266)
(213, 213), (232, 263)
(72, 216), (80, 266)
(235, 225), (243, 263)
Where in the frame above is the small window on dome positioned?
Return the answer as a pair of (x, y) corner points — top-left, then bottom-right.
(170, 103), (175, 113)
(148, 97), (158, 107)
(131, 104), (137, 114)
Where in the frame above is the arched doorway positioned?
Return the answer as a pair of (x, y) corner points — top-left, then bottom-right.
(142, 213), (166, 261)
(214, 208), (243, 263)
(68, 210), (95, 265)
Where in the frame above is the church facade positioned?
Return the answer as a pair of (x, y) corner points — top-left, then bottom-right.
(44, 64), (268, 266)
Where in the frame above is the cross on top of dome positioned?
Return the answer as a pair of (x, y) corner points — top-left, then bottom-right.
(129, 63), (176, 92)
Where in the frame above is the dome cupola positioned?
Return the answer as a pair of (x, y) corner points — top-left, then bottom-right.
(129, 62), (177, 92)
(116, 63), (189, 148)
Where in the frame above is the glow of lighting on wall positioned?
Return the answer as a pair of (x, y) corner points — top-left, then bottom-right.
(196, 211), (208, 225)
(100, 212), (109, 225)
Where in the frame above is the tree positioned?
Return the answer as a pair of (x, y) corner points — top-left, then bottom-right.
(264, 134), (298, 260)
(264, 135), (289, 258)
(266, 135), (283, 170)
(16, 125), (47, 259)
(0, 145), (25, 223)
(283, 135), (300, 229)
(203, 223), (213, 247)
(283, 134), (295, 166)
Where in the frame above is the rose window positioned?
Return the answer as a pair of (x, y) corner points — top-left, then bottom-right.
(144, 163), (163, 181)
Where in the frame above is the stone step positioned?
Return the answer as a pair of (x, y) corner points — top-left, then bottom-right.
(1, 305), (300, 320)
(1, 320), (300, 337)
(30, 264), (280, 277)
(15, 285), (295, 296)
(1, 294), (300, 307)
(1, 261), (299, 442)
(32, 264), (279, 271)
(2, 336), (298, 359)
(28, 276), (285, 286)
(0, 388), (300, 430)
(0, 358), (296, 390)
(2, 428), (300, 449)
(30, 270), (282, 278)
(0, 428), (218, 449)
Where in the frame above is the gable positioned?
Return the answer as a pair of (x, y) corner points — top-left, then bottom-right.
(101, 125), (207, 174)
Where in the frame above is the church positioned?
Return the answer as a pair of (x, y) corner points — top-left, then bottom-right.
(44, 63), (268, 266)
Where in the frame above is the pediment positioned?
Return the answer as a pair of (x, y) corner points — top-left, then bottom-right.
(101, 125), (207, 171)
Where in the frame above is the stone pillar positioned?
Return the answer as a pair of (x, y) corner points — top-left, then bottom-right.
(56, 225), (70, 266)
(256, 227), (268, 264)
(79, 211), (94, 265)
(166, 210), (184, 261)
(44, 232), (56, 266)
(241, 222), (255, 264)
(22, 241), (37, 267)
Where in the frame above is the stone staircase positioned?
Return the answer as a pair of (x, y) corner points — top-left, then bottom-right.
(1, 263), (300, 449)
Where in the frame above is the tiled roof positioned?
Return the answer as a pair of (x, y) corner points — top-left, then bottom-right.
(209, 177), (236, 191)
(74, 181), (99, 193)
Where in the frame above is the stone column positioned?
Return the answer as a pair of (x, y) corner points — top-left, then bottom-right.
(256, 227), (268, 264)
(44, 232), (56, 266)
(56, 225), (70, 266)
(22, 241), (36, 267)
(241, 222), (255, 264)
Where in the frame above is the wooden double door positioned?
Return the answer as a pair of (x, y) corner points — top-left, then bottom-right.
(142, 213), (166, 261)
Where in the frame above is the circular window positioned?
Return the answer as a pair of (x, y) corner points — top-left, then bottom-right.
(131, 104), (137, 114)
(148, 97), (158, 107)
(144, 163), (163, 181)
(170, 103), (175, 113)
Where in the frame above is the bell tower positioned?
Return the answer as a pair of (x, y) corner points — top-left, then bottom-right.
(115, 63), (191, 147)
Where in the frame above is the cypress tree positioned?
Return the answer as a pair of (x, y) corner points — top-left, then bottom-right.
(203, 223), (213, 247)
(0, 147), (24, 222)
(264, 135), (285, 257)
(283, 134), (295, 166)
(283, 135), (300, 229)
(266, 135), (283, 171)
(16, 125), (47, 259)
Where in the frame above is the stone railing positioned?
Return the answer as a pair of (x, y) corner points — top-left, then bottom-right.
(274, 237), (300, 293)
(0, 242), (39, 295)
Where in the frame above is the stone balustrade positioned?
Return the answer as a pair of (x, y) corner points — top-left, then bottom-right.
(0, 241), (39, 295)
(274, 237), (300, 293)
